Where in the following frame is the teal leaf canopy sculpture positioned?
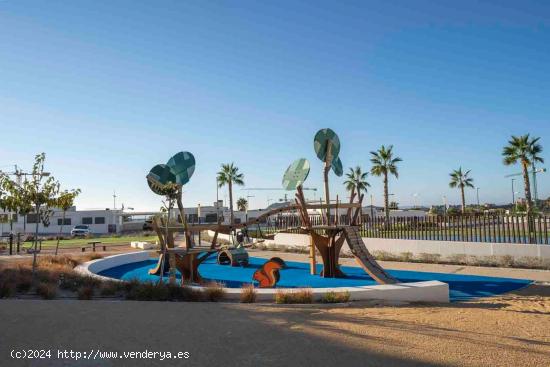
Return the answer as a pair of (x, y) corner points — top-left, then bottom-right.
(146, 151), (196, 196)
(331, 156), (343, 177)
(146, 164), (177, 196)
(282, 158), (310, 190)
(313, 128), (340, 164)
(166, 151), (196, 186)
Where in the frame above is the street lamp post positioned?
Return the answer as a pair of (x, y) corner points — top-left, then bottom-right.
(476, 187), (480, 207)
(370, 194), (374, 218)
(216, 177), (219, 223)
(511, 179), (516, 206)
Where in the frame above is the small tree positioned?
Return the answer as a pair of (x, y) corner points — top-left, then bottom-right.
(19, 154), (60, 276)
(236, 197), (248, 212)
(54, 189), (81, 255)
(449, 167), (474, 213)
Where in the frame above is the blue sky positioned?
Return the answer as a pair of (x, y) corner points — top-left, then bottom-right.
(1, 0), (549, 210)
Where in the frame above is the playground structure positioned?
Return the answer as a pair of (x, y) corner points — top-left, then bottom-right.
(146, 128), (396, 287)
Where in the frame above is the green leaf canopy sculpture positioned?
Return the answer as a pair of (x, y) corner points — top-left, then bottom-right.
(147, 164), (178, 196)
(282, 158), (310, 190)
(166, 151), (196, 186)
(313, 128), (342, 223)
(331, 156), (343, 177)
(314, 128), (340, 165)
(147, 151), (196, 196)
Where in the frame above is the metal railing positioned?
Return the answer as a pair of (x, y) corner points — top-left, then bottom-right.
(253, 213), (550, 245)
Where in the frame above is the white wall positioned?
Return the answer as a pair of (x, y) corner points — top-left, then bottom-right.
(0, 209), (122, 235)
(260, 232), (550, 261)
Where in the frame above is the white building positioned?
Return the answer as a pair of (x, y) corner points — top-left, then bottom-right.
(0, 207), (123, 236)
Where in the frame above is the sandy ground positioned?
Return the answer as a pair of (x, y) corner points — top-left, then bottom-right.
(1, 249), (549, 366)
(1, 286), (549, 367)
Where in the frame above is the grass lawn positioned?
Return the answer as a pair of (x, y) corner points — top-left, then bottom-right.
(34, 235), (156, 248)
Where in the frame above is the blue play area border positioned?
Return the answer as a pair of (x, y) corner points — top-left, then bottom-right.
(98, 256), (532, 302)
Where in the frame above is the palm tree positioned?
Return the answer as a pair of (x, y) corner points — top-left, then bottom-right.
(449, 168), (474, 213)
(236, 197), (248, 212)
(370, 145), (402, 223)
(502, 134), (544, 214)
(344, 166), (370, 220)
(217, 163), (244, 225)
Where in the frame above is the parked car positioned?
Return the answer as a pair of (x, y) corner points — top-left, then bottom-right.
(143, 220), (153, 231)
(71, 225), (91, 237)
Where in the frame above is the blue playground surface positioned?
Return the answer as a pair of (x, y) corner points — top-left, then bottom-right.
(98, 256), (532, 302)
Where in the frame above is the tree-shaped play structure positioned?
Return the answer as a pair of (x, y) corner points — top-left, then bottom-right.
(145, 131), (396, 287)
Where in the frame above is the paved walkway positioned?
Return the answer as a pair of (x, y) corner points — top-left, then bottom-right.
(1, 292), (549, 367)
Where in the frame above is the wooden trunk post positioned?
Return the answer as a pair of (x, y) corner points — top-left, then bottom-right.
(309, 234), (316, 275)
(323, 143), (333, 225)
(296, 185), (316, 275)
(176, 189), (190, 249)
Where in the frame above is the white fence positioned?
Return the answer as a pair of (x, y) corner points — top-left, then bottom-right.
(252, 232), (550, 261)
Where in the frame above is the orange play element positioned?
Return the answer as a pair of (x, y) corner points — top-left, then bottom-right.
(253, 257), (286, 288)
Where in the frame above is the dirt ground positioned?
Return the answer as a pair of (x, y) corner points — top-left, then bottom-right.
(0, 284), (549, 367)
(1, 249), (549, 366)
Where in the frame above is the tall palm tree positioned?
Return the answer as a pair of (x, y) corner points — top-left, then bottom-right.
(502, 134), (544, 214)
(370, 145), (402, 223)
(344, 166), (370, 219)
(449, 168), (474, 213)
(236, 197), (248, 212)
(217, 163), (244, 225)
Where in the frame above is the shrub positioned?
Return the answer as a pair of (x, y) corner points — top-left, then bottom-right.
(125, 281), (169, 301)
(99, 281), (123, 297)
(275, 289), (313, 304)
(399, 252), (414, 262)
(60, 273), (100, 292)
(77, 286), (94, 300)
(36, 283), (57, 300)
(0, 276), (16, 298)
(515, 256), (541, 269)
(418, 253), (441, 264)
(240, 284), (257, 303)
(166, 284), (203, 302)
(321, 291), (350, 304)
(203, 282), (226, 302)
(15, 269), (33, 293)
(497, 255), (515, 268)
(447, 254), (467, 265)
(40, 255), (81, 269)
(372, 250), (398, 262)
(84, 253), (104, 261)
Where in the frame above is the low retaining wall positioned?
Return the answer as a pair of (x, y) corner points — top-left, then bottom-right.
(77, 251), (450, 303)
(362, 238), (550, 260)
(253, 232), (550, 261)
(75, 251), (150, 280)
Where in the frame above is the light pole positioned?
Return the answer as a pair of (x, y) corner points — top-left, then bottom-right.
(511, 179), (516, 205)
(476, 187), (480, 207)
(443, 195), (448, 214)
(413, 193), (419, 209)
(216, 177), (219, 223)
(370, 194), (374, 218)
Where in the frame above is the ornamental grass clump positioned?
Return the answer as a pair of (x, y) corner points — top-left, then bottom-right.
(240, 284), (257, 303)
(275, 288), (313, 304)
(203, 282), (226, 302)
(321, 291), (350, 304)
